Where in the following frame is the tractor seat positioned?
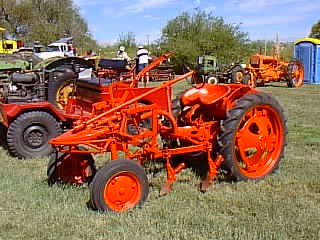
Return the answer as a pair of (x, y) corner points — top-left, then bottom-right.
(180, 84), (231, 106)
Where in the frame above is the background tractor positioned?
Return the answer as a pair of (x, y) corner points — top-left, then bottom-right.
(239, 54), (304, 88)
(0, 57), (87, 158)
(197, 55), (244, 84)
(0, 54), (171, 158)
(46, 59), (287, 212)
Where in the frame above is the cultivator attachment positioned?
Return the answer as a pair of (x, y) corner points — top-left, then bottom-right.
(47, 55), (287, 212)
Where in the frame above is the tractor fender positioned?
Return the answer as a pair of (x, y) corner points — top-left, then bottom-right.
(0, 102), (66, 127)
(180, 83), (258, 119)
(224, 84), (258, 110)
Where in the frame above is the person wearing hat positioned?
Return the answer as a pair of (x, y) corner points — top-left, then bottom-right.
(136, 45), (150, 86)
(116, 46), (131, 61)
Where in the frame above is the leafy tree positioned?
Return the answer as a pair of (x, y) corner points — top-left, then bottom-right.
(0, 0), (97, 52)
(117, 32), (136, 49)
(159, 9), (250, 70)
(309, 20), (320, 39)
(117, 32), (137, 58)
(246, 40), (294, 61)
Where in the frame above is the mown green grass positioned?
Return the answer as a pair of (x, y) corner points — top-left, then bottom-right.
(1, 82), (320, 240)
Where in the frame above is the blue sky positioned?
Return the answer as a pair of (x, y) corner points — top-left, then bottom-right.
(73, 0), (320, 45)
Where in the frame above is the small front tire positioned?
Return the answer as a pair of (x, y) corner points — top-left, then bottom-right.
(90, 159), (149, 212)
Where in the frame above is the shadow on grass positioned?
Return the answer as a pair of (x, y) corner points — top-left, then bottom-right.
(145, 153), (235, 187)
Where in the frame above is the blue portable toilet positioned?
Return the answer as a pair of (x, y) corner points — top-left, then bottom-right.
(294, 38), (320, 84)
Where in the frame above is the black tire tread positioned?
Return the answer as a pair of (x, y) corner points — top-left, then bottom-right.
(47, 150), (96, 185)
(90, 159), (149, 211)
(7, 111), (61, 159)
(218, 92), (287, 181)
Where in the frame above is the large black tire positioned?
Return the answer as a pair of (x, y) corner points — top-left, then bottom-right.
(286, 60), (304, 88)
(231, 65), (245, 83)
(7, 111), (62, 159)
(242, 74), (256, 88)
(90, 159), (149, 212)
(218, 92), (287, 181)
(47, 149), (96, 185)
(47, 69), (77, 109)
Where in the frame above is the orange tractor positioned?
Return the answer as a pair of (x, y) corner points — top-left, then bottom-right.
(47, 53), (287, 212)
(238, 54), (304, 88)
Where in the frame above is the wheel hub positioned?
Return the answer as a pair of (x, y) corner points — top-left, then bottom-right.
(104, 173), (141, 211)
(23, 125), (48, 148)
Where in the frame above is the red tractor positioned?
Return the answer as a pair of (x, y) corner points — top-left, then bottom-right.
(47, 58), (288, 212)
(0, 55), (168, 158)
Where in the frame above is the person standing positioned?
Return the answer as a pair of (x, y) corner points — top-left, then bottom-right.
(136, 45), (150, 86)
(117, 46), (131, 61)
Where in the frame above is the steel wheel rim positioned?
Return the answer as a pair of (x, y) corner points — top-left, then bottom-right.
(235, 71), (243, 82)
(104, 171), (141, 212)
(234, 105), (284, 178)
(23, 125), (48, 148)
(56, 80), (74, 109)
(292, 63), (304, 87)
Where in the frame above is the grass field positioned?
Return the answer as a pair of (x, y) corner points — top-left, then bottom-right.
(0, 82), (319, 240)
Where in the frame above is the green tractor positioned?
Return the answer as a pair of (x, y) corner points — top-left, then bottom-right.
(197, 55), (246, 84)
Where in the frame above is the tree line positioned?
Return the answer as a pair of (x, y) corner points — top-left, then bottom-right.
(0, 0), (98, 54)
(1, 1), (319, 66)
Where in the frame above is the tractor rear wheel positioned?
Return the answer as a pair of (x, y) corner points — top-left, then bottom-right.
(7, 111), (61, 159)
(218, 92), (287, 181)
(231, 65), (244, 83)
(206, 74), (219, 84)
(48, 69), (77, 109)
(286, 60), (304, 88)
(243, 73), (256, 88)
(90, 159), (149, 212)
(47, 150), (96, 185)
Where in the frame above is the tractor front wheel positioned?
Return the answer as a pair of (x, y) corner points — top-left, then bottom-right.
(243, 73), (256, 88)
(231, 65), (244, 83)
(286, 60), (304, 88)
(90, 159), (149, 212)
(47, 150), (96, 185)
(206, 74), (219, 84)
(7, 111), (61, 159)
(219, 92), (287, 181)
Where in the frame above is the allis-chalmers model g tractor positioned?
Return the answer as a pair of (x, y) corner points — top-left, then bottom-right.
(47, 53), (287, 212)
(237, 54), (304, 88)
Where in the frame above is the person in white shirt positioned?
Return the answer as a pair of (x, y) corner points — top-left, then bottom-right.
(116, 46), (131, 61)
(136, 46), (149, 71)
(136, 46), (150, 86)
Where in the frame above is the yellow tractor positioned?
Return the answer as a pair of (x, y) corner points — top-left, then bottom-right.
(0, 27), (23, 54)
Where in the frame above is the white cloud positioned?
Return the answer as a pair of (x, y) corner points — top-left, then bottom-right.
(144, 15), (161, 20)
(238, 15), (304, 28)
(204, 6), (216, 14)
(135, 30), (162, 45)
(230, 0), (305, 12)
(126, 0), (175, 13)
(73, 0), (105, 7)
(224, 0), (320, 40)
